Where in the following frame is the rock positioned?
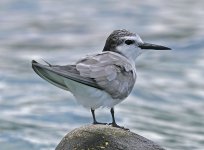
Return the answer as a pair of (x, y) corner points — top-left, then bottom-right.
(56, 125), (165, 150)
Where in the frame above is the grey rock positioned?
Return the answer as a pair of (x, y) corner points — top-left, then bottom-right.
(56, 125), (165, 150)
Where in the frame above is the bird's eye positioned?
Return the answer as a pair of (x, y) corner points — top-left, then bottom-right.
(125, 40), (135, 45)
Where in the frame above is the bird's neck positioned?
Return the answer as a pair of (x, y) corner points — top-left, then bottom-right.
(115, 46), (143, 63)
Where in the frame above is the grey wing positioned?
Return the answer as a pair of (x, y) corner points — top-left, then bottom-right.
(76, 53), (136, 99)
(32, 60), (102, 91)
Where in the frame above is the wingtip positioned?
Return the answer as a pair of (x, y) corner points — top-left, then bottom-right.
(165, 47), (172, 50)
(32, 60), (40, 69)
(32, 60), (38, 64)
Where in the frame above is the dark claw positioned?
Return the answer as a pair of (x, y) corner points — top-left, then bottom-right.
(108, 123), (129, 130)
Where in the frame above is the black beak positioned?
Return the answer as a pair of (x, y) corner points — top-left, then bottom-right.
(139, 42), (171, 50)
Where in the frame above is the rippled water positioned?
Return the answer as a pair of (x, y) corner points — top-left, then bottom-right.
(0, 0), (204, 149)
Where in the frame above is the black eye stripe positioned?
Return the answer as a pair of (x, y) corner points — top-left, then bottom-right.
(125, 40), (135, 45)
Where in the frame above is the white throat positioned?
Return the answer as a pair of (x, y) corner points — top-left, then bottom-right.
(116, 45), (143, 63)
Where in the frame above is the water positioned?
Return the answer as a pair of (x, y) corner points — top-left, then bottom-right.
(0, 0), (204, 149)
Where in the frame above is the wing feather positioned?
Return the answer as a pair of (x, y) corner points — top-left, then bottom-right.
(32, 60), (102, 90)
(76, 52), (136, 99)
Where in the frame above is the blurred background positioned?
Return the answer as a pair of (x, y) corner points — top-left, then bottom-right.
(0, 0), (204, 149)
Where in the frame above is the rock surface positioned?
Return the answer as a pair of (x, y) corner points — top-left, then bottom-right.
(56, 125), (165, 150)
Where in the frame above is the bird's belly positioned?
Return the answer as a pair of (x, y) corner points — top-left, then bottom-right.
(63, 79), (122, 109)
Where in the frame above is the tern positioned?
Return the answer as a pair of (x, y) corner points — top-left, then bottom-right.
(32, 29), (171, 129)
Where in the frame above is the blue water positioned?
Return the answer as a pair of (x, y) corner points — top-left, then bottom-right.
(0, 0), (204, 149)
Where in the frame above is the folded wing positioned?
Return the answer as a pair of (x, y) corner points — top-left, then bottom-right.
(32, 60), (101, 91)
(32, 52), (136, 99)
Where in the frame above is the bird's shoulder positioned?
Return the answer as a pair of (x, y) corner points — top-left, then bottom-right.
(76, 51), (134, 72)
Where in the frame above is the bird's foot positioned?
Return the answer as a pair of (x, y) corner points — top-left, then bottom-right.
(108, 122), (129, 130)
(93, 121), (107, 125)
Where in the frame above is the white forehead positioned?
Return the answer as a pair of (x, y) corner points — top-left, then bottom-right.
(123, 34), (144, 44)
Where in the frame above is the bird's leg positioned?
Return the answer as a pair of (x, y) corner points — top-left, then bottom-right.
(109, 108), (129, 130)
(91, 109), (107, 125)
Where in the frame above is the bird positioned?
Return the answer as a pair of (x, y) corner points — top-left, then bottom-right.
(32, 29), (171, 130)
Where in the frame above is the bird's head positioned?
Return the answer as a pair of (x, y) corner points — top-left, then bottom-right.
(103, 29), (171, 61)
